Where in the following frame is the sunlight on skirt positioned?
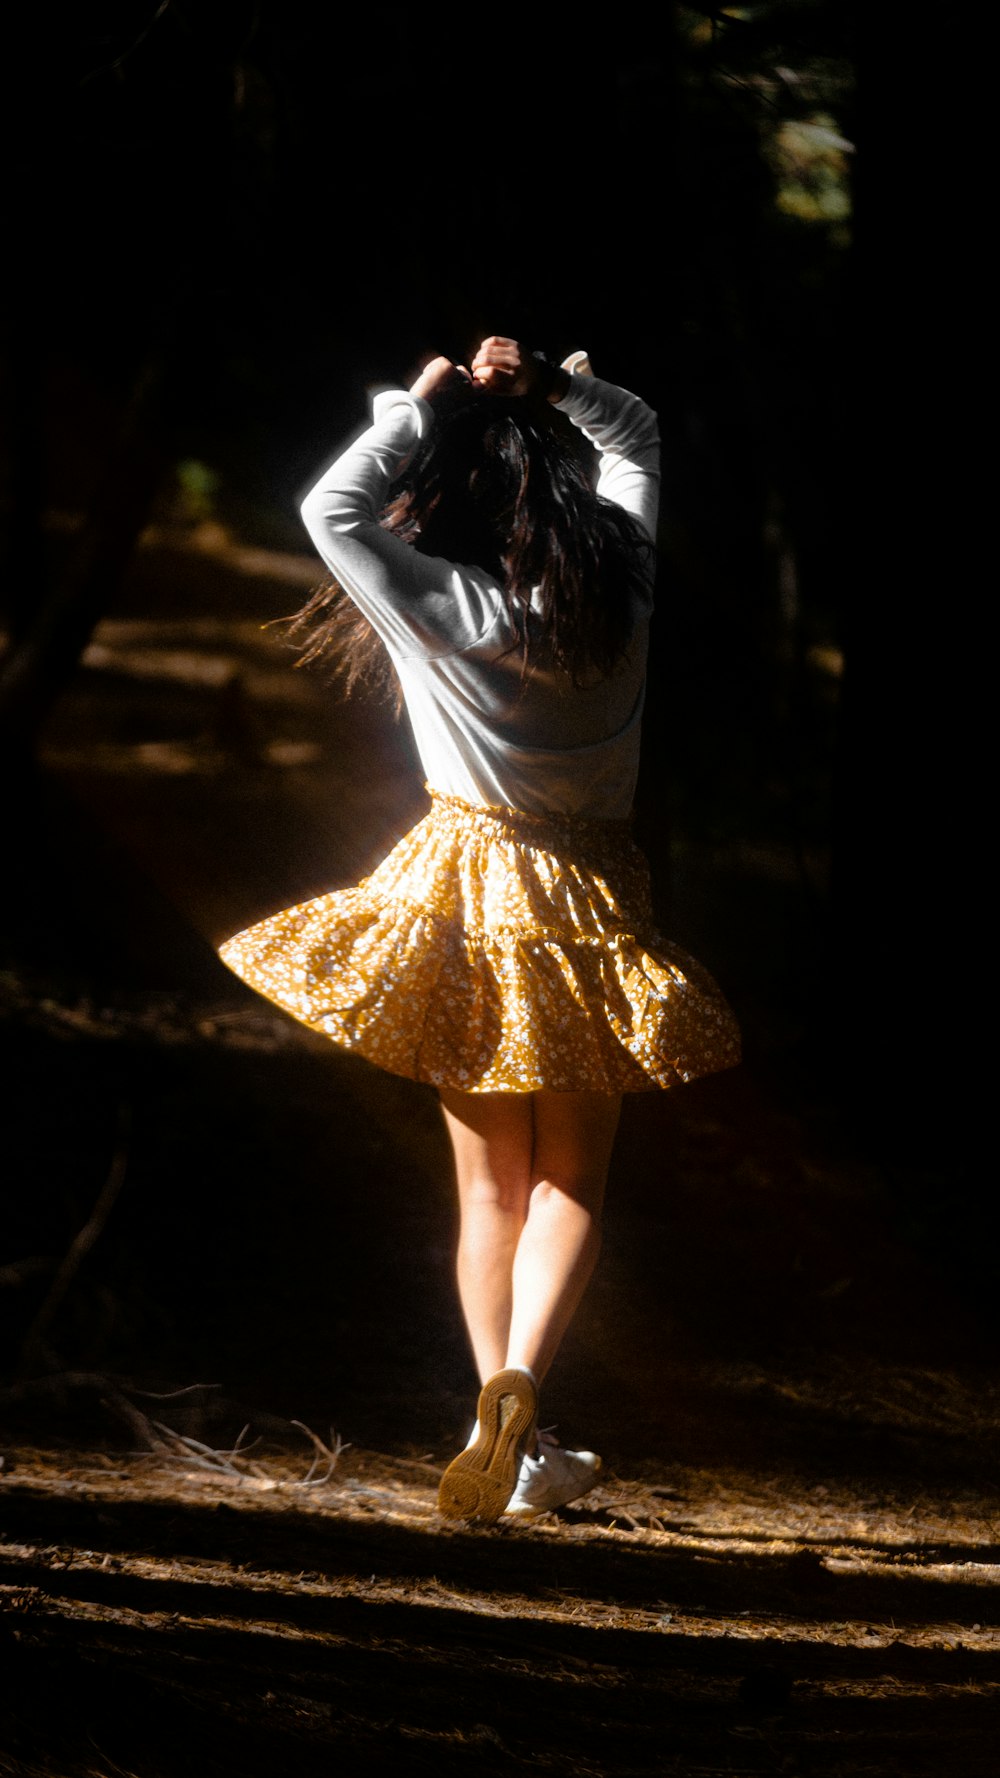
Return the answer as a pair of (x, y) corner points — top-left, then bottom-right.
(219, 791), (741, 1094)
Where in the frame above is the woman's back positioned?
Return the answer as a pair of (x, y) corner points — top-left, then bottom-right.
(299, 360), (660, 817)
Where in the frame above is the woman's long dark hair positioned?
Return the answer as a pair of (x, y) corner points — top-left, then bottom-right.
(287, 381), (653, 707)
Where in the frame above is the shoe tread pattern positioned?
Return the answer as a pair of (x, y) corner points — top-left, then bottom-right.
(438, 1368), (537, 1524)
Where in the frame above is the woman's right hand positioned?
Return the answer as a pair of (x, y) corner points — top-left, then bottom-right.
(470, 337), (540, 397)
(471, 337), (569, 403)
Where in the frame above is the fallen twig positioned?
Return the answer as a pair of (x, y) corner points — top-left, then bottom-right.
(0, 1256), (56, 1289)
(148, 1420), (260, 1477)
(131, 1382), (222, 1402)
(0, 1366), (349, 1493)
(0, 1370), (169, 1453)
(290, 1420), (347, 1486)
(99, 1388), (170, 1452)
(22, 1105), (131, 1357)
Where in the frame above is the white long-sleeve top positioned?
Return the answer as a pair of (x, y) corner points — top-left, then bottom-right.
(299, 368), (660, 819)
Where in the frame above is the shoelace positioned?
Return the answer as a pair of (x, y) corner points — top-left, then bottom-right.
(533, 1426), (561, 1459)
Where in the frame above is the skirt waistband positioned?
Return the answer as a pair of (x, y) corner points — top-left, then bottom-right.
(426, 786), (633, 850)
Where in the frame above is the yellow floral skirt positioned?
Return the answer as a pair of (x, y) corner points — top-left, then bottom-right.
(219, 790), (741, 1094)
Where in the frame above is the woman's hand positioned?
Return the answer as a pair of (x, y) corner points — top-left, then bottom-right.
(471, 337), (570, 403)
(409, 355), (472, 404)
(470, 337), (539, 397)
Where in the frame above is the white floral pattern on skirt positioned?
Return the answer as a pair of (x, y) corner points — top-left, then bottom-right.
(219, 790), (741, 1094)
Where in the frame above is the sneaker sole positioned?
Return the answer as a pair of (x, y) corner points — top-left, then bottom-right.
(438, 1369), (538, 1524)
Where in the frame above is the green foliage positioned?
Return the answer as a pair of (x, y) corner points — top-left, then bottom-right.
(769, 114), (852, 241)
(677, 2), (854, 241)
(175, 459), (220, 525)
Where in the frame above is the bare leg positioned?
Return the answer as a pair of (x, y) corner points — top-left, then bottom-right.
(440, 1087), (620, 1388)
(438, 1088), (621, 1522)
(505, 1091), (620, 1384)
(439, 1089), (533, 1384)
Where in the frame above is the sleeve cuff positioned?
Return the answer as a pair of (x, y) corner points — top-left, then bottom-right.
(371, 387), (434, 439)
(560, 349), (593, 379)
(551, 350), (595, 414)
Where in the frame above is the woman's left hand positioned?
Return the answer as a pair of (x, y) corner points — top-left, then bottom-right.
(409, 355), (472, 404)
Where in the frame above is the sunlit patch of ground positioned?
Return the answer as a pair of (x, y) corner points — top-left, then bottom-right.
(42, 615), (326, 778)
(2, 1441), (999, 1775)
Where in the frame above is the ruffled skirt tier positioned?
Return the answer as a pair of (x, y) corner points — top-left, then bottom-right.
(219, 791), (740, 1094)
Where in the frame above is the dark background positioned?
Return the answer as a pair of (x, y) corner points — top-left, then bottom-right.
(0, 1), (982, 1441)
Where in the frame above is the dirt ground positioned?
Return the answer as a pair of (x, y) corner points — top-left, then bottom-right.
(3, 1429), (999, 1778)
(1, 523), (995, 1775)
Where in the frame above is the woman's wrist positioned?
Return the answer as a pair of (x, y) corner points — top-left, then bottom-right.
(545, 366), (571, 404)
(409, 356), (472, 405)
(529, 352), (572, 405)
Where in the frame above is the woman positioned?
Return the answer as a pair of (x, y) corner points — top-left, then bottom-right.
(221, 336), (740, 1522)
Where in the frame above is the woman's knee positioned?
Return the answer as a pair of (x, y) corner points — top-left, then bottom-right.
(529, 1090), (621, 1216)
(461, 1168), (531, 1218)
(526, 1171), (606, 1227)
(441, 1088), (534, 1216)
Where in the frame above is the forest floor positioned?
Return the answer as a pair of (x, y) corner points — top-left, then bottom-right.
(3, 1425), (999, 1778)
(1, 521), (995, 1775)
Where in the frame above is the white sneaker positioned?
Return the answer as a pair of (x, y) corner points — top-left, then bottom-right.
(505, 1432), (602, 1516)
(438, 1368), (538, 1524)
